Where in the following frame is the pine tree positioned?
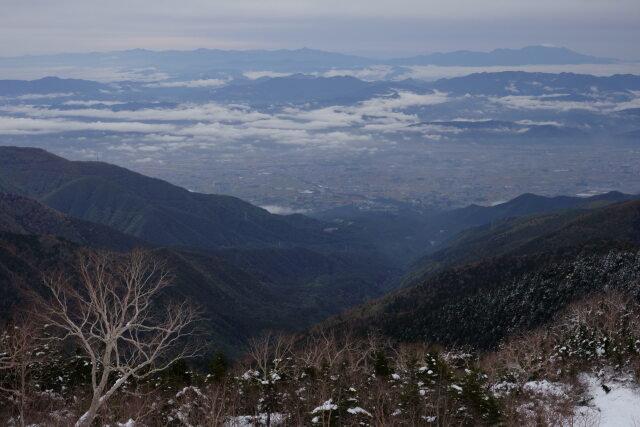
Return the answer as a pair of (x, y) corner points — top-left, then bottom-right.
(209, 348), (229, 380)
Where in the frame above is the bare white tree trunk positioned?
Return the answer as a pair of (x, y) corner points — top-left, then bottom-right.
(33, 249), (202, 427)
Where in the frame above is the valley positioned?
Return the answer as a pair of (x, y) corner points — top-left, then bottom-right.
(1, 41), (640, 425)
(1, 69), (639, 214)
(128, 139), (640, 212)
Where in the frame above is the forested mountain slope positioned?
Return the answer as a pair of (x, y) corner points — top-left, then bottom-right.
(317, 191), (634, 267)
(0, 229), (390, 357)
(401, 195), (638, 287)
(324, 199), (640, 349)
(0, 147), (399, 355)
(0, 147), (355, 251)
(0, 192), (148, 251)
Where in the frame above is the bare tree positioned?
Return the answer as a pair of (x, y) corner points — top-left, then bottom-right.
(246, 331), (294, 427)
(0, 317), (40, 427)
(33, 249), (202, 427)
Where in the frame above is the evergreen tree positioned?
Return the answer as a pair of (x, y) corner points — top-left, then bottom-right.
(209, 348), (228, 380)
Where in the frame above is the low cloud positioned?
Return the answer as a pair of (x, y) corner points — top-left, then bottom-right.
(2, 103), (270, 123)
(243, 71), (294, 79)
(612, 92), (640, 111)
(516, 119), (564, 126)
(64, 100), (124, 106)
(0, 116), (174, 135)
(321, 66), (395, 81)
(260, 204), (308, 215)
(0, 90), (449, 145)
(0, 66), (172, 83)
(144, 78), (228, 88)
(0, 93), (74, 101)
(490, 95), (609, 112)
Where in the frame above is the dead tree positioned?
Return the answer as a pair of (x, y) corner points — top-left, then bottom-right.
(246, 331), (294, 427)
(33, 249), (201, 427)
(0, 317), (39, 427)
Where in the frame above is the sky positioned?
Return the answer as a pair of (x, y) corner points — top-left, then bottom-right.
(0, 0), (639, 59)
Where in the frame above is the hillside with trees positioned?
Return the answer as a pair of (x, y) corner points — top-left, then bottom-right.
(2, 148), (640, 425)
(0, 147), (357, 252)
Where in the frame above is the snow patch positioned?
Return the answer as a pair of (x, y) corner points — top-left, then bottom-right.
(573, 373), (640, 426)
(312, 399), (338, 413)
(523, 380), (569, 398)
(347, 407), (372, 417)
(225, 413), (285, 426)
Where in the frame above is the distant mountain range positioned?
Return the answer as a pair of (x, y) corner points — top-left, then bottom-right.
(429, 71), (640, 95)
(209, 74), (375, 104)
(206, 70), (640, 105)
(0, 76), (108, 96)
(3, 71), (639, 102)
(0, 46), (622, 77)
(389, 45), (617, 66)
(0, 48), (373, 74)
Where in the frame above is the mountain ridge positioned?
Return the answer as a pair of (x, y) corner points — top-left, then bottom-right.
(319, 197), (640, 350)
(0, 46), (620, 76)
(0, 192), (148, 251)
(0, 146), (357, 252)
(400, 194), (638, 287)
(391, 45), (617, 66)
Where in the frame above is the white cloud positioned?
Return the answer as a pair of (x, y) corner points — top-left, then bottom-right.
(279, 107), (363, 128)
(133, 157), (157, 163)
(356, 90), (449, 113)
(490, 95), (610, 112)
(243, 71), (294, 79)
(1, 89), (448, 132)
(0, 66), (172, 83)
(260, 204), (308, 215)
(0, 93), (74, 101)
(0, 88), (455, 150)
(321, 66), (395, 81)
(63, 100), (123, 106)
(141, 134), (187, 143)
(391, 123), (462, 134)
(612, 92), (640, 111)
(0, 116), (175, 135)
(2, 103), (270, 123)
(516, 120), (564, 126)
(144, 78), (228, 88)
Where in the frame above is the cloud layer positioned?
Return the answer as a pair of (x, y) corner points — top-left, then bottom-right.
(1, 85), (637, 161)
(0, 91), (452, 148)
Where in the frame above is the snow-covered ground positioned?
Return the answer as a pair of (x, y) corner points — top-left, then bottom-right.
(225, 413), (286, 427)
(574, 373), (640, 426)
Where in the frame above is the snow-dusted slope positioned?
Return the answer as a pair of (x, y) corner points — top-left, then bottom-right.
(574, 373), (640, 426)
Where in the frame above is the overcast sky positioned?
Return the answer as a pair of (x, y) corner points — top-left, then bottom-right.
(1, 0), (638, 59)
